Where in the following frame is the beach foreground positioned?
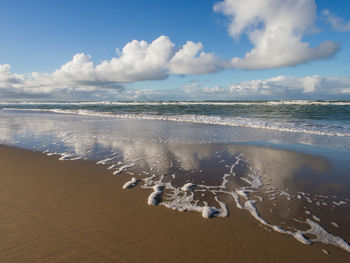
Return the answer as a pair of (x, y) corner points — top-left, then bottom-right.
(1, 145), (349, 263)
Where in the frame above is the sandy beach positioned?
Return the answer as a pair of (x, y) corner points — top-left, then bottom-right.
(1, 144), (349, 262)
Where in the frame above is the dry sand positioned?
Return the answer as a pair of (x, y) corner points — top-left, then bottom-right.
(0, 144), (349, 263)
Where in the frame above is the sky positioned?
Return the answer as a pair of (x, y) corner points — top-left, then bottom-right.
(0, 0), (350, 101)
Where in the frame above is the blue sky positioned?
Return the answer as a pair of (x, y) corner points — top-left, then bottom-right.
(0, 0), (350, 100)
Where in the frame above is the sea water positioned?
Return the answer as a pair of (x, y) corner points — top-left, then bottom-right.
(1, 100), (350, 137)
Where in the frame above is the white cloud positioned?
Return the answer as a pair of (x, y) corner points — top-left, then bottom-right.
(96, 37), (222, 79)
(2, 55), (350, 100)
(169, 41), (222, 74)
(95, 36), (175, 82)
(55, 53), (96, 81)
(120, 75), (350, 100)
(201, 75), (350, 98)
(214, 0), (339, 69)
(0, 36), (223, 99)
(104, 75), (350, 100)
(322, 9), (350, 32)
(0, 64), (25, 87)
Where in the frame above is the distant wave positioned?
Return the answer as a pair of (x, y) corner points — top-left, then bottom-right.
(1, 100), (350, 106)
(4, 108), (350, 137)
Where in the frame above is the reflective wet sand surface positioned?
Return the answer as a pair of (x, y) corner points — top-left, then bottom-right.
(1, 110), (350, 261)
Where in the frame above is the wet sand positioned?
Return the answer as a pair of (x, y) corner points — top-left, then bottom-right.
(1, 145), (349, 262)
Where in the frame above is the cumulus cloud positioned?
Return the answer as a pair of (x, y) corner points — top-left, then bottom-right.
(0, 64), (25, 87)
(119, 75), (350, 100)
(214, 0), (340, 69)
(322, 9), (350, 32)
(2, 52), (350, 100)
(95, 36), (175, 82)
(199, 75), (350, 98)
(0, 36), (224, 99)
(169, 41), (222, 74)
(98, 75), (350, 101)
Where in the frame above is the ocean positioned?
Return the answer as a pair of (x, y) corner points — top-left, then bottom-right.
(1, 100), (350, 137)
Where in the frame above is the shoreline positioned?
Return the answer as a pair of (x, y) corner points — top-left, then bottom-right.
(1, 144), (349, 262)
(2, 107), (350, 138)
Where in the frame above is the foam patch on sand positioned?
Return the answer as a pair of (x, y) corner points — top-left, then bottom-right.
(312, 215), (321, 222)
(59, 153), (75, 160)
(333, 201), (347, 206)
(122, 177), (138, 189)
(243, 200), (350, 250)
(280, 191), (292, 200)
(147, 184), (163, 206)
(202, 203), (218, 219)
(303, 219), (350, 252)
(331, 222), (339, 228)
(220, 174), (230, 188)
(181, 183), (195, 192)
(322, 249), (330, 254)
(241, 174), (262, 188)
(113, 163), (135, 175)
(97, 157), (115, 165)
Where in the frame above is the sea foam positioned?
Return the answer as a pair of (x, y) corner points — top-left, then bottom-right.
(4, 107), (350, 137)
(122, 177), (138, 189)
